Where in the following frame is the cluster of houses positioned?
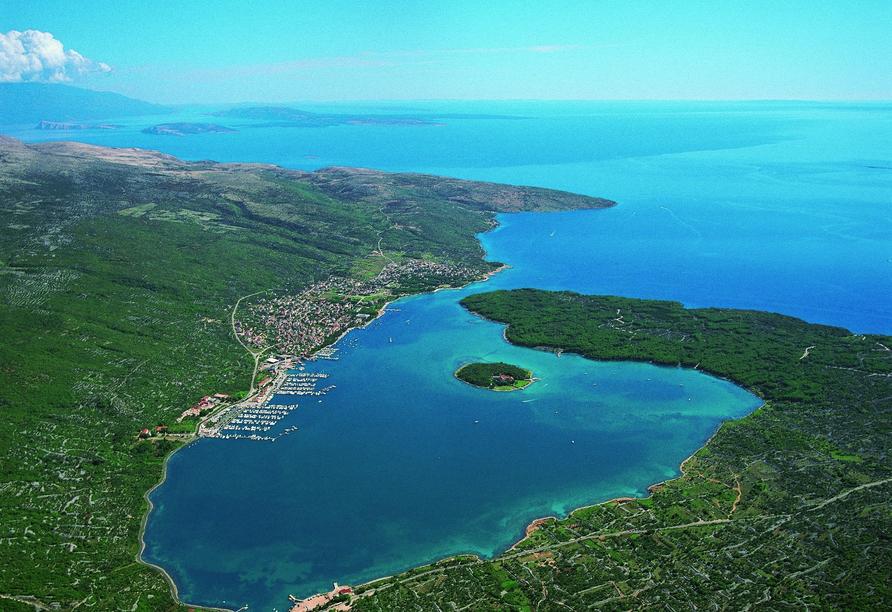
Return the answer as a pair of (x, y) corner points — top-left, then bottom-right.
(139, 392), (235, 438)
(493, 374), (516, 385)
(235, 260), (479, 357)
(177, 393), (233, 421)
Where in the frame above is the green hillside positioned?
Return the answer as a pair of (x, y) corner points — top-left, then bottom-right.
(0, 138), (612, 611)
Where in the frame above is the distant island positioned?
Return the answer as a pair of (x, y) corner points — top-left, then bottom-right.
(36, 120), (119, 130)
(210, 105), (445, 127)
(454, 361), (533, 390)
(142, 122), (239, 136)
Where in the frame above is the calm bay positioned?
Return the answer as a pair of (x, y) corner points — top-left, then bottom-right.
(141, 278), (762, 609)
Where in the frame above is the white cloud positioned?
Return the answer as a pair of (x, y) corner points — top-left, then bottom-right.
(0, 30), (110, 83)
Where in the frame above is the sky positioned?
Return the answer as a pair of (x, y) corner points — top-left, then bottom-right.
(2, 0), (890, 104)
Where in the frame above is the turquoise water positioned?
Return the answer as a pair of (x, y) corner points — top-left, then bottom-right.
(7, 101), (889, 610)
(143, 287), (761, 609)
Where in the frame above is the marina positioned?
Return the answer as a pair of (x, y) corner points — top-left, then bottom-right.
(278, 372), (336, 396)
(199, 371), (336, 441)
(313, 347), (340, 361)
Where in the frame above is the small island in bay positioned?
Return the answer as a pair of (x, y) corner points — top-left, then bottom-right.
(454, 361), (533, 391)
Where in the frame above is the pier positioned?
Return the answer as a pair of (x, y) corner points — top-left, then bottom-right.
(277, 372), (335, 396)
(312, 346), (340, 361)
(198, 370), (336, 442)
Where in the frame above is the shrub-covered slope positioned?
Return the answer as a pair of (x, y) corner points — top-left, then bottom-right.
(0, 138), (612, 611)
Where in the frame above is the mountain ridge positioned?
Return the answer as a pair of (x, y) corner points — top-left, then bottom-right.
(0, 83), (172, 124)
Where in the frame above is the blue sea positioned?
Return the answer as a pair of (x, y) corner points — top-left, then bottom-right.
(8, 101), (890, 610)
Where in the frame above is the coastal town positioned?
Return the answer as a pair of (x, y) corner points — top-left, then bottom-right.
(137, 259), (489, 443)
(233, 259), (485, 358)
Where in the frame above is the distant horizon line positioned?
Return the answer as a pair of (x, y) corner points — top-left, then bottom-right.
(173, 98), (892, 104)
(2, 82), (890, 107)
(122, 97), (892, 107)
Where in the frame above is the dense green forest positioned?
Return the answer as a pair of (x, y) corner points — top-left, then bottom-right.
(454, 362), (532, 389)
(0, 137), (612, 612)
(339, 289), (892, 611)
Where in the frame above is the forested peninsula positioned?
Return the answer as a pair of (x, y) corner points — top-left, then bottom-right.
(339, 289), (892, 611)
(0, 136), (613, 612)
